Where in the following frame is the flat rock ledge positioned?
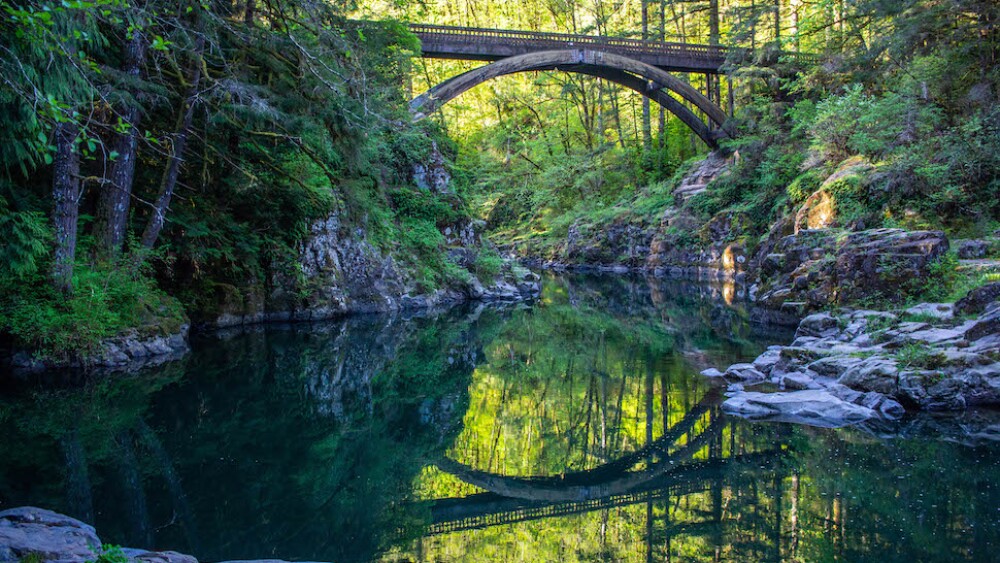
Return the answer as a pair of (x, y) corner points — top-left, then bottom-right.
(8, 326), (190, 373)
(0, 508), (301, 563)
(703, 284), (1000, 426)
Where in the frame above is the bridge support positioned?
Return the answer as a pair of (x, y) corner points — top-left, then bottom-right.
(411, 49), (732, 148)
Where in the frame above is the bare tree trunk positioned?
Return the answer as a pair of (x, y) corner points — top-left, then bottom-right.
(141, 35), (204, 250)
(51, 121), (81, 294)
(96, 27), (147, 260)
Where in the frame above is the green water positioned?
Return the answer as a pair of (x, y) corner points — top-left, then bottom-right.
(1, 274), (998, 562)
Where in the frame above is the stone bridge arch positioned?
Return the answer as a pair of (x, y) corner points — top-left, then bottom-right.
(410, 49), (731, 148)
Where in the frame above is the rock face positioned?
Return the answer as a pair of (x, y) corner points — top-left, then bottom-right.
(202, 210), (540, 328)
(646, 210), (751, 282)
(9, 326), (190, 372)
(411, 140), (452, 194)
(753, 228), (949, 314)
(794, 189), (836, 232)
(673, 152), (732, 203)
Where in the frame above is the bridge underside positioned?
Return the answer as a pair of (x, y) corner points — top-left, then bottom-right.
(410, 49), (731, 148)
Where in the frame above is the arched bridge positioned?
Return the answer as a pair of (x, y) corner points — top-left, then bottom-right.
(407, 24), (757, 147)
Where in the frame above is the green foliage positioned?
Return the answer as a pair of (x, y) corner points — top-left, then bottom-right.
(895, 344), (946, 370)
(868, 251), (962, 307)
(786, 169), (824, 204)
(473, 246), (504, 280)
(1, 261), (185, 361)
(0, 197), (51, 280)
(89, 546), (128, 563)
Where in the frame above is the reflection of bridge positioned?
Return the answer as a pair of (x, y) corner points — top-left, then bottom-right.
(409, 24), (819, 147)
(428, 452), (781, 535)
(420, 388), (785, 537)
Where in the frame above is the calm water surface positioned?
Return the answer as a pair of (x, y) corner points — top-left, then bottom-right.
(1, 274), (998, 562)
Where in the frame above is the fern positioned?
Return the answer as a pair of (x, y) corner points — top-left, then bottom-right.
(0, 199), (51, 280)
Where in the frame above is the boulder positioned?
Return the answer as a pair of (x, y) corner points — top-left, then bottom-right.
(966, 307), (1000, 341)
(751, 347), (783, 375)
(807, 355), (865, 378)
(834, 229), (949, 303)
(0, 507), (101, 563)
(722, 390), (877, 428)
(955, 238), (990, 259)
(125, 552), (198, 563)
(751, 228), (948, 313)
(838, 357), (899, 395)
(795, 312), (840, 339)
(794, 189), (836, 232)
(955, 282), (1000, 316)
(778, 371), (821, 390)
(723, 363), (766, 382)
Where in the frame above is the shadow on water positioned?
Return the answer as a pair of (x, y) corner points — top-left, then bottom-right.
(1, 274), (998, 563)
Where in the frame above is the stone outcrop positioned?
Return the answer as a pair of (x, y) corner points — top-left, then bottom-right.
(752, 228), (949, 314)
(646, 210), (751, 282)
(673, 151), (733, 203)
(704, 289), (1000, 422)
(0, 507), (290, 563)
(412, 140), (452, 194)
(793, 189), (836, 232)
(200, 211), (540, 328)
(9, 326), (190, 372)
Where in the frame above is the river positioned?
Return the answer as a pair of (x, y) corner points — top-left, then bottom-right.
(1, 274), (998, 562)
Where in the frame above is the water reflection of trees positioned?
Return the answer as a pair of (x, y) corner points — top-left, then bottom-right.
(389, 276), (1000, 563)
(0, 307), (493, 563)
(446, 274), (772, 479)
(1, 275), (998, 563)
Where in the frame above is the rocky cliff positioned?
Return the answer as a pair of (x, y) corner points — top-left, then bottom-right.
(517, 151), (998, 325)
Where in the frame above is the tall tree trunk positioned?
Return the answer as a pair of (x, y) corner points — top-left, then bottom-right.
(51, 121), (81, 294)
(96, 27), (147, 260)
(709, 0), (720, 45)
(774, 0), (782, 46)
(641, 0), (652, 148)
(658, 0), (666, 149)
(141, 35), (204, 250)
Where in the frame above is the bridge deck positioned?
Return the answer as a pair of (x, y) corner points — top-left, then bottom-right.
(410, 24), (739, 73)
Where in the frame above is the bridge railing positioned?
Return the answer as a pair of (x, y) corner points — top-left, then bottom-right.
(409, 23), (736, 61)
(409, 23), (821, 67)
